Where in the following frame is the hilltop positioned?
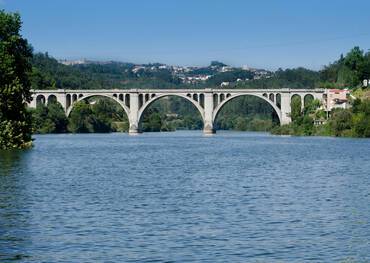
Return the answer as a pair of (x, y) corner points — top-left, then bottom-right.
(30, 47), (370, 92)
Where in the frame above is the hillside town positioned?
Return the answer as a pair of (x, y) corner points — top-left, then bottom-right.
(59, 59), (272, 86)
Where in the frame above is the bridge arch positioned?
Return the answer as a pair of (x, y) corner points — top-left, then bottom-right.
(36, 94), (46, 106)
(47, 94), (57, 104)
(66, 94), (130, 118)
(304, 94), (314, 107)
(137, 94), (205, 128)
(212, 93), (282, 124)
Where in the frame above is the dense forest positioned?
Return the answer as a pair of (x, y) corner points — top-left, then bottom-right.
(29, 47), (370, 135)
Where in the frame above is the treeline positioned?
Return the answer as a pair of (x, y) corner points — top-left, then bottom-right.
(320, 47), (370, 88)
(272, 95), (370, 137)
(236, 47), (370, 89)
(236, 67), (321, 89)
(29, 47), (370, 92)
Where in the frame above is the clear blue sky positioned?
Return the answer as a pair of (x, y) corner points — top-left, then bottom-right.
(2, 0), (370, 70)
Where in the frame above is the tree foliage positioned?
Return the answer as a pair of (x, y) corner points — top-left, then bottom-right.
(0, 10), (33, 149)
(31, 101), (68, 133)
(321, 47), (370, 88)
(67, 98), (127, 133)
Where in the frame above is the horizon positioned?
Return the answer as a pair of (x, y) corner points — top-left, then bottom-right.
(2, 0), (370, 70)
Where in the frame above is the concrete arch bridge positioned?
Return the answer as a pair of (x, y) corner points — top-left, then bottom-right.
(29, 88), (325, 134)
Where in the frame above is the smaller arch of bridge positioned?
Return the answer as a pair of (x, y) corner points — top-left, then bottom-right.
(304, 94), (314, 107)
(137, 93), (205, 125)
(276, 93), (281, 109)
(66, 94), (130, 117)
(212, 93), (282, 124)
(291, 93), (302, 100)
(47, 94), (57, 104)
(36, 94), (46, 106)
(72, 94), (78, 102)
(269, 93), (275, 102)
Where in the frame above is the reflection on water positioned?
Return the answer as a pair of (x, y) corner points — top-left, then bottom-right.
(0, 150), (25, 176)
(0, 131), (370, 262)
(0, 150), (31, 261)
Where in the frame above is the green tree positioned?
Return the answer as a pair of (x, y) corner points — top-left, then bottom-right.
(47, 102), (68, 132)
(142, 111), (162, 132)
(301, 115), (314, 135)
(303, 99), (321, 115)
(353, 113), (370, 137)
(353, 99), (370, 137)
(291, 96), (302, 122)
(330, 109), (353, 136)
(30, 101), (68, 133)
(67, 101), (95, 133)
(0, 10), (33, 149)
(235, 117), (248, 131)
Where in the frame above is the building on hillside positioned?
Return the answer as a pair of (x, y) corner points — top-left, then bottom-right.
(325, 89), (351, 111)
(59, 59), (87, 65)
(363, 79), (370, 87)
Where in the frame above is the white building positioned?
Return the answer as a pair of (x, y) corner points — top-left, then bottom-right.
(326, 89), (351, 111)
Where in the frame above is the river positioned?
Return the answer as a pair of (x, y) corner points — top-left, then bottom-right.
(1, 131), (369, 262)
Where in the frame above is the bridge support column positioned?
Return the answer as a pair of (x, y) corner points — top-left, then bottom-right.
(280, 93), (292, 125)
(301, 96), (305, 111)
(203, 91), (215, 134)
(128, 92), (141, 134)
(56, 93), (67, 113)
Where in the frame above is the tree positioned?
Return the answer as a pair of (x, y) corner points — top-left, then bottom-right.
(303, 99), (321, 115)
(235, 117), (248, 131)
(0, 10), (33, 149)
(353, 99), (370, 137)
(330, 109), (353, 136)
(291, 96), (302, 122)
(31, 101), (68, 134)
(142, 111), (162, 132)
(67, 101), (95, 133)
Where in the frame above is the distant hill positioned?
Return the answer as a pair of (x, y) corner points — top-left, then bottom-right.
(30, 46), (370, 90)
(30, 54), (271, 90)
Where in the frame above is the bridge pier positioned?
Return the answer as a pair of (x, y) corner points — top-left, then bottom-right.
(280, 93), (292, 125)
(128, 92), (142, 135)
(203, 91), (215, 134)
(55, 93), (67, 113)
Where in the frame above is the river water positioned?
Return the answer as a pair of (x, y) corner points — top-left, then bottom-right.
(0, 131), (369, 262)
